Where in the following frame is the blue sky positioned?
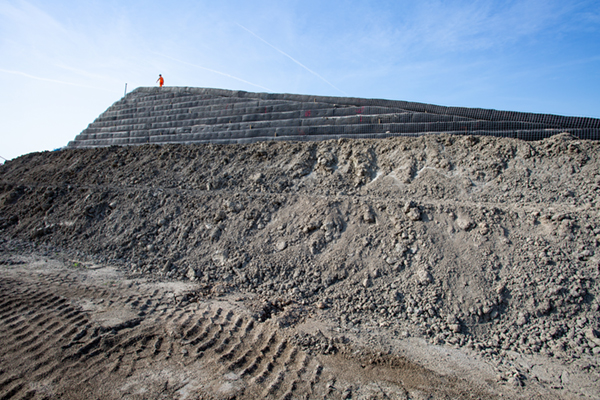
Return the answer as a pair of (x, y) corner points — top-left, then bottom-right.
(1, 0), (599, 161)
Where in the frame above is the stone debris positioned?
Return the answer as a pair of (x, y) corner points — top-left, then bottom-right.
(1, 132), (600, 398)
(456, 214), (475, 231)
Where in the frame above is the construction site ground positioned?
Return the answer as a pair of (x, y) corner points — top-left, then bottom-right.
(1, 133), (599, 399)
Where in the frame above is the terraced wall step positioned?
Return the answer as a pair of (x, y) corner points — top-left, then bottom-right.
(67, 87), (600, 148)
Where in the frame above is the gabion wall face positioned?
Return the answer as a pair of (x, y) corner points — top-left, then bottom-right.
(68, 87), (600, 149)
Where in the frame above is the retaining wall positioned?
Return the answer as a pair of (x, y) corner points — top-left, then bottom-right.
(67, 87), (600, 148)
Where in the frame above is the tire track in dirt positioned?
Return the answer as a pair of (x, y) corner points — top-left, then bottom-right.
(0, 265), (349, 399)
(1, 259), (499, 399)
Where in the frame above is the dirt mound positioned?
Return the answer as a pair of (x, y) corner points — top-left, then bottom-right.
(0, 257), (495, 399)
(1, 132), (599, 398)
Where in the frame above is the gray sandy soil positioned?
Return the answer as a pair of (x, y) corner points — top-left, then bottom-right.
(1, 132), (599, 399)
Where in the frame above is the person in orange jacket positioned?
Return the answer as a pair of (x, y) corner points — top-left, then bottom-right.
(157, 74), (164, 87)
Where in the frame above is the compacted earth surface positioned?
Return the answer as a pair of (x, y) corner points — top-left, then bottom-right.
(1, 132), (599, 399)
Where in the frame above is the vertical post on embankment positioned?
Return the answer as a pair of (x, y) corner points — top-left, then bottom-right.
(124, 83), (127, 97)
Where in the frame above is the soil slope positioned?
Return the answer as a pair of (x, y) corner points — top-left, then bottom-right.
(1, 133), (599, 399)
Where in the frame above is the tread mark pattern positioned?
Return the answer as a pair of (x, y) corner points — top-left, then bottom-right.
(0, 270), (390, 400)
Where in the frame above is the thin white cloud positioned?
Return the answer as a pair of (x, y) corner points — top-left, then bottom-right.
(153, 52), (273, 92)
(358, 0), (578, 63)
(404, 0), (575, 52)
(0, 0), (70, 58)
(0, 0), (66, 33)
(0, 1), (142, 87)
(53, 63), (123, 84)
(0, 68), (112, 91)
(236, 23), (348, 96)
